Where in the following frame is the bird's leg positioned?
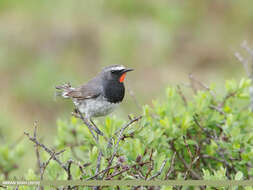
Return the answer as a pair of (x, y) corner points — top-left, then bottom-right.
(72, 108), (81, 118)
(90, 118), (104, 136)
(74, 107), (103, 141)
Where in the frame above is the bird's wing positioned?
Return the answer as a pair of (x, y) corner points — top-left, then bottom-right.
(66, 77), (102, 100)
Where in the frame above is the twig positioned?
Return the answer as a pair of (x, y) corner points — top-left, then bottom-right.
(178, 153), (201, 179)
(93, 150), (103, 190)
(33, 122), (43, 182)
(101, 116), (142, 179)
(209, 105), (225, 115)
(148, 159), (167, 180)
(24, 132), (68, 171)
(95, 151), (102, 179)
(189, 73), (216, 98)
(183, 136), (193, 160)
(165, 152), (176, 180)
(235, 41), (253, 112)
(176, 85), (187, 106)
(87, 164), (120, 180)
(235, 52), (250, 77)
(67, 160), (73, 180)
(41, 150), (65, 179)
(105, 167), (130, 180)
(145, 149), (154, 180)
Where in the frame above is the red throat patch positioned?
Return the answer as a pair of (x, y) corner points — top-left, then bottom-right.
(119, 73), (126, 83)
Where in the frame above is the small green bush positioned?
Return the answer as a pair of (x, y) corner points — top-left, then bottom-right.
(1, 78), (253, 190)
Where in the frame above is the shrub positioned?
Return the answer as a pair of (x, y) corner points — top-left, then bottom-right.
(1, 78), (253, 190)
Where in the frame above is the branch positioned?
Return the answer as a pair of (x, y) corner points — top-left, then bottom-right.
(188, 73), (216, 98)
(235, 41), (253, 112)
(165, 152), (176, 180)
(101, 116), (142, 179)
(148, 159), (167, 180)
(145, 149), (154, 180)
(177, 85), (188, 106)
(24, 131), (68, 171)
(41, 150), (65, 179)
(95, 151), (102, 179)
(74, 108), (100, 142)
(33, 122), (43, 182)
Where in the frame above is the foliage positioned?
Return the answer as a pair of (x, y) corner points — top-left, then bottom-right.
(1, 78), (253, 190)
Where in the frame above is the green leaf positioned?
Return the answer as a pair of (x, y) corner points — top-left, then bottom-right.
(235, 171), (243, 180)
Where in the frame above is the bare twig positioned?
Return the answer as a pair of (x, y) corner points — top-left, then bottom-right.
(41, 150), (65, 179)
(33, 122), (43, 182)
(176, 85), (187, 106)
(105, 167), (130, 180)
(101, 116), (142, 179)
(67, 160), (73, 180)
(235, 52), (250, 77)
(235, 41), (253, 111)
(148, 159), (167, 180)
(87, 164), (120, 180)
(24, 132), (68, 171)
(145, 149), (154, 180)
(189, 73), (216, 98)
(95, 151), (103, 179)
(183, 136), (193, 160)
(209, 105), (225, 115)
(165, 152), (176, 180)
(178, 153), (201, 180)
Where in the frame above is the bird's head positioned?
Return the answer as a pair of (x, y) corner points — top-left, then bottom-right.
(102, 65), (133, 83)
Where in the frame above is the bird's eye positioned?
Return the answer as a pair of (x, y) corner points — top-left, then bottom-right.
(111, 69), (124, 74)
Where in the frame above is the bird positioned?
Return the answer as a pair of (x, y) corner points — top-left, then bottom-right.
(56, 65), (133, 136)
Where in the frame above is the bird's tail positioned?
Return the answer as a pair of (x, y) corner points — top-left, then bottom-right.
(55, 82), (73, 98)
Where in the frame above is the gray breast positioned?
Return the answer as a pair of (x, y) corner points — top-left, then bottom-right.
(73, 95), (119, 118)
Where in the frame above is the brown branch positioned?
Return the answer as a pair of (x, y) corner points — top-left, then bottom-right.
(33, 122), (43, 182)
(178, 152), (201, 180)
(148, 159), (167, 180)
(209, 105), (225, 115)
(235, 52), (250, 77)
(177, 85), (188, 106)
(24, 131), (68, 171)
(189, 73), (216, 98)
(145, 149), (154, 180)
(95, 151), (102, 179)
(87, 164), (120, 180)
(101, 116), (142, 179)
(67, 160), (73, 180)
(41, 150), (65, 179)
(74, 108), (100, 142)
(183, 136), (193, 161)
(165, 152), (176, 180)
(105, 167), (130, 180)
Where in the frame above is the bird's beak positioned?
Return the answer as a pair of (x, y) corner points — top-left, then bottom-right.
(123, 68), (134, 73)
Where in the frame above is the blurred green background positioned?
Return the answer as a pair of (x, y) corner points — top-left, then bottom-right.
(0, 0), (253, 174)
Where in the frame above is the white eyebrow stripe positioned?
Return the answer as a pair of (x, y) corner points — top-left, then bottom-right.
(112, 66), (125, 70)
(105, 66), (125, 71)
